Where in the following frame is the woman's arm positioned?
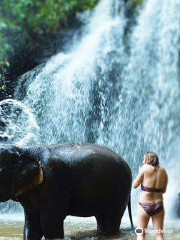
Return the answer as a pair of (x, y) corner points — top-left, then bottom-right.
(133, 168), (144, 189)
(162, 169), (168, 193)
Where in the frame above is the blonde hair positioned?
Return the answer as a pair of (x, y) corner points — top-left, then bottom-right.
(144, 152), (160, 171)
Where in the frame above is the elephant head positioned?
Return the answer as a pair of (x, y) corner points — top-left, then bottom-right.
(0, 145), (43, 202)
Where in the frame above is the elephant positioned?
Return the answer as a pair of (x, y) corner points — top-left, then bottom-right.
(0, 142), (134, 239)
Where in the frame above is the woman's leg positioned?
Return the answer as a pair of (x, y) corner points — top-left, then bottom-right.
(151, 208), (165, 240)
(137, 204), (150, 240)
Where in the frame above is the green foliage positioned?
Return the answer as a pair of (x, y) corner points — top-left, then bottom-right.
(128, 0), (143, 8)
(0, 0), (99, 34)
(0, 0), (99, 90)
(0, 12), (10, 90)
(0, 60), (9, 91)
(126, 0), (144, 14)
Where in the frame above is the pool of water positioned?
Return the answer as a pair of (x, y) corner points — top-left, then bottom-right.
(0, 214), (179, 240)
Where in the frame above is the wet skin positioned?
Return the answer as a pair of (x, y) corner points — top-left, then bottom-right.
(133, 160), (168, 240)
(133, 164), (168, 203)
(0, 143), (133, 240)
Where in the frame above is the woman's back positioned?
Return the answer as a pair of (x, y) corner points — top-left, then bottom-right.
(140, 164), (168, 202)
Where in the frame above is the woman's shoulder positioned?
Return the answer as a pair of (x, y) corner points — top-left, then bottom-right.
(159, 166), (167, 175)
(141, 164), (167, 175)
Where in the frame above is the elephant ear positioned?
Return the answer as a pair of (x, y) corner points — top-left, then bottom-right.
(12, 154), (43, 197)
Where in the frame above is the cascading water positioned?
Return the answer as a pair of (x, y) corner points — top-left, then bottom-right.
(1, 0), (180, 226)
(15, 0), (126, 145)
(0, 99), (39, 145)
(98, 0), (180, 216)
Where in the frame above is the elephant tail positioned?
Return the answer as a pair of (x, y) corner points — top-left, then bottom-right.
(128, 195), (134, 229)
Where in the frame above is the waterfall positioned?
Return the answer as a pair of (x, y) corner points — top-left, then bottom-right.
(97, 0), (180, 166)
(15, 0), (125, 145)
(99, 0), (180, 216)
(1, 0), (180, 218)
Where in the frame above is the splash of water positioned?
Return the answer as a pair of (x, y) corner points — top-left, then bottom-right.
(0, 99), (39, 146)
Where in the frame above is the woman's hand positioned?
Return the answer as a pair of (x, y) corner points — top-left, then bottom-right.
(133, 167), (144, 189)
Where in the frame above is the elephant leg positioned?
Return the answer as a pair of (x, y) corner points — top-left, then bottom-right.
(41, 217), (64, 239)
(105, 205), (126, 236)
(95, 213), (106, 233)
(24, 210), (43, 240)
(40, 203), (65, 239)
(105, 211), (121, 235)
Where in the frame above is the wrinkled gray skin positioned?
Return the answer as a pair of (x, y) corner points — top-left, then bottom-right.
(0, 142), (133, 240)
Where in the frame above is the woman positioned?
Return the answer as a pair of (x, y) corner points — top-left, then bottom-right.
(133, 152), (168, 240)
